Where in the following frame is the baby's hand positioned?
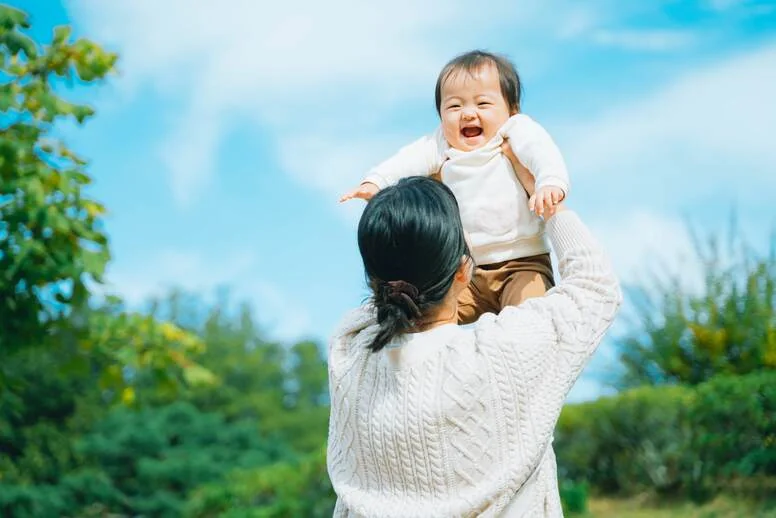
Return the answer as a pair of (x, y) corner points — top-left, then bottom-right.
(529, 186), (565, 217)
(339, 182), (380, 203)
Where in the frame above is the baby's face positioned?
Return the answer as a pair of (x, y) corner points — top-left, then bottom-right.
(439, 64), (513, 152)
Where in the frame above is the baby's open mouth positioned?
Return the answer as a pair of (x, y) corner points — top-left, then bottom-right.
(461, 127), (483, 138)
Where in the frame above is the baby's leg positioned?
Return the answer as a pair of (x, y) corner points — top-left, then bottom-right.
(456, 268), (499, 325)
(499, 254), (555, 309)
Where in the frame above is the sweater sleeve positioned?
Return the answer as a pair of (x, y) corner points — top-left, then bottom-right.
(363, 127), (447, 189)
(480, 210), (621, 436)
(502, 114), (570, 195)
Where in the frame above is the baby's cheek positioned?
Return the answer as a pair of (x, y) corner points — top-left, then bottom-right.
(486, 115), (510, 139)
(441, 121), (459, 144)
(481, 125), (500, 142)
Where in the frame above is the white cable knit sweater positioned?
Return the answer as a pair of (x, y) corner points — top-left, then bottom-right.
(327, 211), (621, 517)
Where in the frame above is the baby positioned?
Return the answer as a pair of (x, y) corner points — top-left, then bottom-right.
(341, 50), (569, 324)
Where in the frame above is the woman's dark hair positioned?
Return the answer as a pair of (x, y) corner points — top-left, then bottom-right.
(434, 49), (523, 115)
(357, 176), (470, 352)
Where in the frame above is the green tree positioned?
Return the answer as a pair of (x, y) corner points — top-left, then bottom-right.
(0, 7), (332, 514)
(0, 286), (331, 517)
(147, 289), (330, 454)
(185, 447), (336, 518)
(0, 4), (211, 398)
(70, 401), (292, 518)
(0, 341), (112, 517)
(618, 222), (776, 387)
(0, 393), (292, 517)
(0, 3), (113, 352)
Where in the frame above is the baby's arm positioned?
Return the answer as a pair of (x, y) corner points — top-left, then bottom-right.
(340, 128), (446, 202)
(503, 115), (570, 215)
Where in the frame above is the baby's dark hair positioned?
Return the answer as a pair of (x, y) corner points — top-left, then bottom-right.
(434, 50), (523, 115)
(357, 177), (470, 353)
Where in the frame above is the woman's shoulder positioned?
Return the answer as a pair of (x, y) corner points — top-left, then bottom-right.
(473, 301), (555, 342)
(334, 304), (376, 336)
(329, 304), (378, 358)
(467, 301), (565, 376)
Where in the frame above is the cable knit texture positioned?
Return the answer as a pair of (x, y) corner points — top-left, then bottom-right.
(327, 211), (621, 517)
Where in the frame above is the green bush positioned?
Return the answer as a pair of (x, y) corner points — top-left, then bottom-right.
(556, 371), (776, 498)
(556, 384), (694, 494)
(617, 218), (776, 387)
(185, 447), (335, 518)
(560, 479), (589, 515)
(74, 402), (291, 517)
(690, 372), (776, 492)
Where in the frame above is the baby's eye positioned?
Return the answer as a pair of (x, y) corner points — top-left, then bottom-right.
(478, 102), (491, 107)
(447, 104), (461, 110)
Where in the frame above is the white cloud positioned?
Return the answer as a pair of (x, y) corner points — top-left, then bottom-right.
(68, 1), (776, 210)
(105, 248), (313, 342)
(67, 0), (488, 205)
(544, 42), (776, 318)
(71, 0), (456, 92)
(106, 248), (254, 305)
(559, 42), (776, 199)
(555, 7), (600, 39)
(67, 0), (627, 206)
(591, 210), (698, 284)
(276, 132), (425, 222)
(277, 135), (390, 200)
(591, 29), (698, 51)
(159, 108), (223, 207)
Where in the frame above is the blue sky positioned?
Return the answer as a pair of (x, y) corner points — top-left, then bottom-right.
(18, 0), (776, 401)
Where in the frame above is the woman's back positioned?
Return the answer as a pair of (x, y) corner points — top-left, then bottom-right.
(328, 210), (621, 517)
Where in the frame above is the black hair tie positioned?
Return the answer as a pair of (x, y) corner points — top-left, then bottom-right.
(382, 280), (422, 318)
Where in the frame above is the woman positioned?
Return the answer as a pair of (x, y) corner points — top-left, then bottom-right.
(327, 169), (620, 516)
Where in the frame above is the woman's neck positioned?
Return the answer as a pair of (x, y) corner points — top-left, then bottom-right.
(412, 298), (458, 333)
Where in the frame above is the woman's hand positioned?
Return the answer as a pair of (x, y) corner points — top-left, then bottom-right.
(501, 139), (565, 220)
(501, 139), (535, 196)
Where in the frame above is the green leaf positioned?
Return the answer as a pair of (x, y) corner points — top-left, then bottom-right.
(69, 170), (92, 185)
(72, 105), (95, 124)
(73, 58), (95, 82)
(182, 364), (218, 387)
(2, 31), (37, 58)
(70, 280), (89, 307)
(0, 84), (18, 112)
(81, 249), (108, 281)
(70, 40), (117, 82)
(98, 363), (123, 391)
(0, 5), (30, 30)
(55, 100), (76, 120)
(26, 175), (46, 206)
(49, 211), (71, 234)
(61, 354), (90, 377)
(52, 25), (71, 46)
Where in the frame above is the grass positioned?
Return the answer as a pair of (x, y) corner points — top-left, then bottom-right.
(584, 495), (776, 518)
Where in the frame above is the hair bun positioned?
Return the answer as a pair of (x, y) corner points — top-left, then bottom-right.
(381, 280), (422, 319)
